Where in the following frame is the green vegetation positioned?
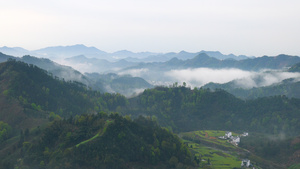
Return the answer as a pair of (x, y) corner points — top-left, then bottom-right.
(75, 119), (114, 147)
(1, 59), (300, 168)
(86, 73), (153, 97)
(186, 140), (241, 169)
(182, 130), (240, 149)
(14, 114), (193, 169)
(289, 163), (300, 169)
(288, 62), (300, 72)
(0, 60), (128, 128)
(0, 121), (12, 142)
(124, 86), (300, 136)
(239, 133), (300, 168)
(204, 78), (300, 99)
(181, 130), (242, 169)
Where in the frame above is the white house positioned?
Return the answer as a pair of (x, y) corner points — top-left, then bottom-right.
(225, 131), (232, 138)
(232, 136), (240, 144)
(241, 159), (250, 167)
(242, 132), (249, 137)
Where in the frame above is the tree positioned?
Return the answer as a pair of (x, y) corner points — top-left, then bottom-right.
(169, 156), (178, 168)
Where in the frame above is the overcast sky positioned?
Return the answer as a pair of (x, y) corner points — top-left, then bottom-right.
(1, 0), (300, 56)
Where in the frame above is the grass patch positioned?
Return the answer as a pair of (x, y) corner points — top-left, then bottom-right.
(184, 139), (241, 169)
(181, 130), (247, 169)
(76, 120), (114, 147)
(182, 130), (240, 150)
(288, 163), (300, 169)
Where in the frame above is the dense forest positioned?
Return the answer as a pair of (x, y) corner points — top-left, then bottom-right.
(123, 85), (300, 136)
(0, 60), (128, 126)
(203, 78), (300, 99)
(0, 60), (196, 169)
(6, 114), (193, 169)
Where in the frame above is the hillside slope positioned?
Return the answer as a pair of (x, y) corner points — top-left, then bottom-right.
(11, 114), (194, 169)
(0, 60), (127, 129)
(124, 86), (300, 136)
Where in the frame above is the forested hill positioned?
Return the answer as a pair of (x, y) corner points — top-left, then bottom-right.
(0, 60), (194, 169)
(2, 59), (300, 168)
(10, 114), (193, 169)
(0, 60), (127, 129)
(0, 52), (91, 86)
(289, 62), (300, 72)
(123, 86), (300, 135)
(203, 78), (300, 99)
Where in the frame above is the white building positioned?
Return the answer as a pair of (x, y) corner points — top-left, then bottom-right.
(241, 159), (250, 167)
(232, 136), (240, 144)
(242, 132), (249, 137)
(225, 131), (232, 138)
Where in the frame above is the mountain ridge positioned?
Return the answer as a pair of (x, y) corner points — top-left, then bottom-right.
(0, 45), (253, 62)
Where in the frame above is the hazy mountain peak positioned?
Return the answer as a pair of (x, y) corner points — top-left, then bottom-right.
(71, 54), (88, 59)
(193, 52), (211, 59)
(178, 50), (188, 54)
(0, 46), (29, 57)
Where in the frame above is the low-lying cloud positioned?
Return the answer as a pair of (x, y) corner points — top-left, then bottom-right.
(165, 68), (300, 88)
(118, 68), (149, 77)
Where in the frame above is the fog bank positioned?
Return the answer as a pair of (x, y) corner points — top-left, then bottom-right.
(165, 68), (300, 88)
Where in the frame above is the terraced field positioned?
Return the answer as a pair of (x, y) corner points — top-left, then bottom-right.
(180, 130), (248, 169)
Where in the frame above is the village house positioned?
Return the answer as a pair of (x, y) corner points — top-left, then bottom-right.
(241, 132), (249, 137)
(225, 131), (232, 138)
(241, 159), (251, 167)
(231, 136), (240, 145)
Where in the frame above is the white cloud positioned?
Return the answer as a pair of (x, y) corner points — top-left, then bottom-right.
(165, 68), (300, 88)
(118, 68), (149, 77)
(165, 68), (253, 87)
(235, 70), (300, 88)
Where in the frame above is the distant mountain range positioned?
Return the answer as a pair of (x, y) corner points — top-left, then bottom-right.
(124, 53), (300, 71)
(64, 55), (137, 73)
(0, 44), (251, 62)
(0, 52), (152, 96)
(1, 45), (300, 99)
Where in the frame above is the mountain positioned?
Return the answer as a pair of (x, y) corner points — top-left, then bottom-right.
(199, 50), (249, 60)
(111, 50), (159, 59)
(203, 78), (300, 99)
(1, 60), (300, 168)
(1, 45), (252, 63)
(21, 55), (91, 84)
(202, 61), (300, 99)
(289, 62), (300, 72)
(0, 53), (95, 89)
(12, 114), (193, 169)
(0, 53), (152, 95)
(124, 53), (300, 71)
(0, 52), (14, 62)
(122, 86), (300, 135)
(85, 73), (153, 97)
(64, 55), (138, 73)
(0, 60), (193, 169)
(117, 54), (300, 86)
(124, 50), (250, 63)
(0, 47), (30, 57)
(33, 44), (109, 60)
(0, 60), (127, 127)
